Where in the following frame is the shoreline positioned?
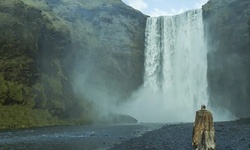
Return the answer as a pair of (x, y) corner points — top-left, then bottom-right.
(0, 118), (249, 150)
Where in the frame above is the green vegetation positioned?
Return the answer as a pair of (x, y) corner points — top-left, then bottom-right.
(0, 0), (76, 130)
(0, 0), (146, 129)
(0, 105), (67, 129)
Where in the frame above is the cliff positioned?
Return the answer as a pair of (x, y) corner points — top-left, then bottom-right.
(0, 0), (146, 129)
(203, 0), (250, 117)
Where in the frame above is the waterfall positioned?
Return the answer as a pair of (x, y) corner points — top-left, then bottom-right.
(118, 9), (209, 122)
(144, 9), (208, 121)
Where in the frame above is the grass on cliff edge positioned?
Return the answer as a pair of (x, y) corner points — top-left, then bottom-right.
(0, 105), (68, 130)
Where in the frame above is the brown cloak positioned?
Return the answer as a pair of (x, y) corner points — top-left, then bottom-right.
(192, 109), (216, 150)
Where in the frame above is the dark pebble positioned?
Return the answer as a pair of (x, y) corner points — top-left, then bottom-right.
(109, 121), (250, 150)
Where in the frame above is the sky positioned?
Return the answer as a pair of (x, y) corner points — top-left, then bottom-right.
(122, 0), (209, 17)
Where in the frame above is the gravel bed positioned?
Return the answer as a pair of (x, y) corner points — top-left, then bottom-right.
(109, 120), (250, 150)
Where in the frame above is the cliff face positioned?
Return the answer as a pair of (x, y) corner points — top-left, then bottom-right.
(0, 0), (146, 128)
(203, 0), (250, 117)
(48, 0), (147, 104)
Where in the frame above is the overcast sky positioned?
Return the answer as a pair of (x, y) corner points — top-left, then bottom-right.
(122, 0), (209, 16)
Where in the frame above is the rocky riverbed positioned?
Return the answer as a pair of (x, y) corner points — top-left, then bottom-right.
(0, 123), (163, 150)
(110, 119), (250, 150)
(0, 119), (249, 150)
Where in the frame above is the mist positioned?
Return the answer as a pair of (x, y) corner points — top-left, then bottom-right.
(115, 9), (237, 123)
(72, 57), (124, 122)
(116, 87), (198, 123)
(67, 0), (240, 123)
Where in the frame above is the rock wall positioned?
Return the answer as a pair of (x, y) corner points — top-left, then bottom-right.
(203, 0), (250, 117)
(45, 0), (147, 120)
(48, 0), (147, 103)
(0, 0), (147, 128)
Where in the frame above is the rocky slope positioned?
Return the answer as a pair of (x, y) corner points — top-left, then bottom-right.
(0, 0), (146, 129)
(203, 0), (250, 117)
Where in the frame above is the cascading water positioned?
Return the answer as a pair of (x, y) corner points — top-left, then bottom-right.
(144, 9), (208, 121)
(118, 9), (209, 122)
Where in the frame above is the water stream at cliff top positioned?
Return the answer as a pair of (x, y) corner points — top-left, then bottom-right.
(118, 9), (209, 122)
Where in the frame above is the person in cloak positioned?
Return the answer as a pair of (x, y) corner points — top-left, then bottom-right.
(192, 105), (216, 150)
